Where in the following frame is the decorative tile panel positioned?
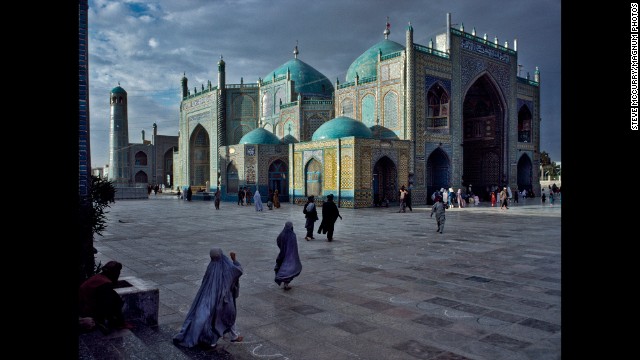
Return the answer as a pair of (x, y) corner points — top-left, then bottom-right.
(324, 148), (336, 190)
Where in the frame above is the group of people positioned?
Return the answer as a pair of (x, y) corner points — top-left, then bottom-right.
(303, 194), (342, 241)
(174, 220), (304, 349)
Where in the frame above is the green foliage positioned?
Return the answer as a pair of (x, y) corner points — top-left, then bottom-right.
(89, 175), (116, 236)
(539, 151), (561, 180)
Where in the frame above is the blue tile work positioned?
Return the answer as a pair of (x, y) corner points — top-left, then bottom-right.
(79, 0), (91, 198)
(517, 98), (533, 114)
(425, 76), (451, 98)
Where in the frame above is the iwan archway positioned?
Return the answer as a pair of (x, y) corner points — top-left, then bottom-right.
(462, 74), (506, 198)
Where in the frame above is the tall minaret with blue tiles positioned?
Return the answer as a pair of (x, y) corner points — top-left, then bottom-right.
(108, 83), (130, 182)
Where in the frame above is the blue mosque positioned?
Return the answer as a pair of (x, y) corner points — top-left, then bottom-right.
(170, 15), (542, 207)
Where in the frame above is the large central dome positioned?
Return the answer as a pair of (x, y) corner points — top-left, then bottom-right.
(263, 58), (333, 95)
(345, 39), (405, 82)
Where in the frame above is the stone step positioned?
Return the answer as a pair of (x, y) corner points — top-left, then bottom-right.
(79, 321), (237, 359)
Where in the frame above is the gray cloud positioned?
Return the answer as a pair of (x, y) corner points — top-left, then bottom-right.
(88, 0), (561, 168)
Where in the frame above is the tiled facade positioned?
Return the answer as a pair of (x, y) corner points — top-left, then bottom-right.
(173, 18), (542, 206)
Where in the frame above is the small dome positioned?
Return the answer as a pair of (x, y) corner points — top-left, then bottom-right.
(345, 39), (405, 82)
(263, 58), (333, 95)
(239, 128), (281, 145)
(111, 85), (127, 94)
(311, 116), (373, 141)
(282, 134), (298, 144)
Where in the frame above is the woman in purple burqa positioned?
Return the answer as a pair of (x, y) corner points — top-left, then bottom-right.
(274, 221), (302, 290)
(173, 248), (243, 348)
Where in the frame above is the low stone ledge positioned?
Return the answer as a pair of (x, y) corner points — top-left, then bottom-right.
(114, 276), (159, 326)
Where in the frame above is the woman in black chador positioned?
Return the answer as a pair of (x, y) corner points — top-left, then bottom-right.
(317, 194), (342, 241)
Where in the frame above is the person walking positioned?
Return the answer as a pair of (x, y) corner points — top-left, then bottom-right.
(186, 186), (193, 201)
(214, 189), (221, 210)
(500, 186), (509, 210)
(491, 191), (497, 207)
(406, 184), (413, 211)
(254, 189), (263, 211)
(398, 185), (407, 213)
(317, 194), (342, 241)
(513, 188), (519, 204)
(430, 195), (446, 234)
(237, 188), (244, 206)
(274, 221), (302, 290)
(273, 189), (280, 208)
(267, 190), (274, 210)
(173, 248), (243, 348)
(303, 196), (319, 240)
(549, 190), (555, 206)
(457, 188), (465, 208)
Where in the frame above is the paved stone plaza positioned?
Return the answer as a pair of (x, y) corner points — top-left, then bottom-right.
(79, 195), (561, 360)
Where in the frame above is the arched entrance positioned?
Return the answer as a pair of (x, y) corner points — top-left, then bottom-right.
(269, 160), (289, 201)
(134, 170), (148, 184)
(373, 156), (397, 204)
(163, 147), (175, 187)
(190, 125), (210, 187)
(517, 154), (533, 192)
(226, 162), (239, 194)
(462, 74), (506, 196)
(304, 159), (321, 198)
(426, 148), (450, 204)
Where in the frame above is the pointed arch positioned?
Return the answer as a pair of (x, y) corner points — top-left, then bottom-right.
(269, 159), (289, 201)
(274, 87), (285, 114)
(134, 151), (148, 166)
(383, 91), (399, 129)
(134, 170), (148, 184)
(163, 147), (175, 187)
(517, 153), (533, 191)
(305, 158), (322, 197)
(518, 105), (532, 142)
(341, 97), (354, 117)
(426, 148), (451, 204)
(262, 91), (272, 117)
(361, 94), (376, 127)
(233, 94), (256, 119)
(226, 161), (239, 194)
(426, 83), (449, 129)
(373, 156), (397, 202)
(462, 73), (507, 193)
(190, 125), (210, 187)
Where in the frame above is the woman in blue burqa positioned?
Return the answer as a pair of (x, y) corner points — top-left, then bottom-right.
(274, 221), (302, 290)
(173, 248), (243, 348)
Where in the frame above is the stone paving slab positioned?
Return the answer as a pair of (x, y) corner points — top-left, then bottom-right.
(82, 196), (561, 359)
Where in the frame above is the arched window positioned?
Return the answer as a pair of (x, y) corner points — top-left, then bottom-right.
(383, 92), (398, 129)
(134, 151), (148, 166)
(274, 88), (285, 115)
(305, 159), (322, 197)
(427, 83), (449, 129)
(233, 94), (255, 119)
(341, 98), (354, 117)
(262, 92), (272, 117)
(361, 94), (375, 127)
(518, 105), (532, 142)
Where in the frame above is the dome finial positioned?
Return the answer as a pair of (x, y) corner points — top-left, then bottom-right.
(293, 40), (299, 59)
(118, 81), (120, 86)
(384, 16), (390, 39)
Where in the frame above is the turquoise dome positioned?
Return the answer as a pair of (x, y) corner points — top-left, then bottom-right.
(111, 85), (127, 94)
(239, 128), (281, 145)
(311, 116), (373, 141)
(263, 58), (333, 95)
(345, 39), (405, 82)
(282, 134), (298, 144)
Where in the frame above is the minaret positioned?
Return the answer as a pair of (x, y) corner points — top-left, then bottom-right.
(406, 21), (415, 174)
(108, 83), (130, 183)
(181, 72), (188, 98)
(534, 66), (540, 83)
(217, 55), (226, 147)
